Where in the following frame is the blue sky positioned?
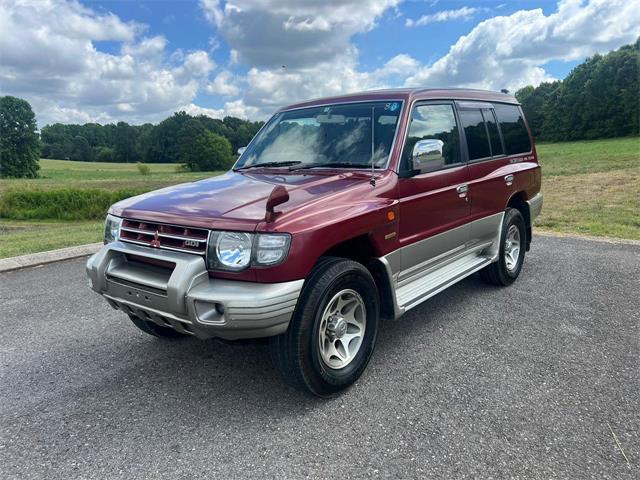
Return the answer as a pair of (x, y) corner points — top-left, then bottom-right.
(1, 0), (638, 126)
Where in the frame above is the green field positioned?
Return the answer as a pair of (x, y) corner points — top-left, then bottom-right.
(535, 137), (640, 239)
(0, 220), (104, 258)
(0, 159), (216, 193)
(1, 137), (639, 258)
(0, 160), (221, 257)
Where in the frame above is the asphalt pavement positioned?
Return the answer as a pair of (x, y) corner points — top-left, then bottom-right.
(1, 234), (638, 479)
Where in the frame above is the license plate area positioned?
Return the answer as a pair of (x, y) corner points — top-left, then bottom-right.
(105, 278), (172, 312)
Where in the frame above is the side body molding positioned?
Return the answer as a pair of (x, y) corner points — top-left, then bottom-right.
(373, 212), (504, 318)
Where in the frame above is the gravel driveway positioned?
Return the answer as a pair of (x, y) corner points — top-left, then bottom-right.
(1, 234), (638, 479)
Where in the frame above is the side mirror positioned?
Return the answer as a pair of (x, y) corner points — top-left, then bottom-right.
(237, 146), (247, 156)
(412, 139), (444, 174)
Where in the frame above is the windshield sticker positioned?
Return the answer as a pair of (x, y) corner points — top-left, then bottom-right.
(385, 102), (400, 112)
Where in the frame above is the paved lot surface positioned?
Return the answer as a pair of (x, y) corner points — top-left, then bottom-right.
(1, 235), (638, 479)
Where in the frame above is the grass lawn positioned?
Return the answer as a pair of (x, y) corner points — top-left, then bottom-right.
(0, 160), (222, 257)
(0, 138), (639, 258)
(536, 137), (640, 240)
(536, 137), (640, 176)
(0, 159), (218, 193)
(0, 220), (103, 258)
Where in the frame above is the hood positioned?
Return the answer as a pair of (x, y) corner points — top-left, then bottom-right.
(109, 170), (374, 230)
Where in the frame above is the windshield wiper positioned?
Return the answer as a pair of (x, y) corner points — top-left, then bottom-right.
(290, 162), (381, 171)
(234, 161), (301, 171)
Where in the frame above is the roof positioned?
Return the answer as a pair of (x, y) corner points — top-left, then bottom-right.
(281, 87), (518, 111)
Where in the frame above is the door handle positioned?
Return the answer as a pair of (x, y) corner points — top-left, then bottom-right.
(504, 174), (514, 186)
(456, 184), (469, 199)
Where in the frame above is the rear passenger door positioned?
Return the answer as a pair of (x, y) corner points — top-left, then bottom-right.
(457, 102), (526, 249)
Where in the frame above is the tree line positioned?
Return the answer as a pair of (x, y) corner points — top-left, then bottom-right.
(40, 113), (264, 171)
(515, 39), (639, 142)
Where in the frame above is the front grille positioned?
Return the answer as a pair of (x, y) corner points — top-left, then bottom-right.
(119, 219), (208, 256)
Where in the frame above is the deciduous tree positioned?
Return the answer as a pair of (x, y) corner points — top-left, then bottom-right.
(182, 130), (234, 171)
(0, 96), (41, 178)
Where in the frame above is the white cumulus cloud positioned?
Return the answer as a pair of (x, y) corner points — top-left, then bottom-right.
(199, 0), (400, 69)
(405, 0), (640, 91)
(206, 71), (241, 97)
(405, 6), (480, 27)
(200, 0), (640, 119)
(0, 0), (217, 125)
(1, 0), (638, 126)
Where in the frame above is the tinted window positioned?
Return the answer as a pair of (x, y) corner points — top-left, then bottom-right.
(459, 109), (491, 160)
(483, 109), (504, 156)
(401, 104), (461, 173)
(494, 103), (531, 155)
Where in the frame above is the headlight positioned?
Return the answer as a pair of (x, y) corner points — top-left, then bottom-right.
(209, 231), (253, 271)
(206, 231), (291, 271)
(104, 214), (121, 244)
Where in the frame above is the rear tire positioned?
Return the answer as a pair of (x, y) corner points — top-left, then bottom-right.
(480, 208), (526, 286)
(270, 257), (380, 397)
(128, 314), (186, 338)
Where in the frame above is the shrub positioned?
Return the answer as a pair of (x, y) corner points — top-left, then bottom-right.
(94, 146), (116, 163)
(174, 164), (190, 173)
(136, 162), (151, 175)
(0, 187), (148, 221)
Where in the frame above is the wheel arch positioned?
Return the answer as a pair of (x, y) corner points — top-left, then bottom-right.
(506, 191), (532, 250)
(317, 234), (396, 321)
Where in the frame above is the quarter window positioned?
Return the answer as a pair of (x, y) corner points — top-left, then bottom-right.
(401, 104), (461, 174)
(493, 103), (532, 155)
(459, 109), (491, 160)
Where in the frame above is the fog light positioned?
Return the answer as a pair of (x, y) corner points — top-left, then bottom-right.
(215, 303), (225, 315)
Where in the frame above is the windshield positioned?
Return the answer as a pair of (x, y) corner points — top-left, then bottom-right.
(234, 101), (402, 170)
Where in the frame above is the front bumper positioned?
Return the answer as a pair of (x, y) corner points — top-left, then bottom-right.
(86, 241), (303, 340)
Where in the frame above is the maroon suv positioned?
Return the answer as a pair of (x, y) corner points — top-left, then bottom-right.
(87, 88), (543, 396)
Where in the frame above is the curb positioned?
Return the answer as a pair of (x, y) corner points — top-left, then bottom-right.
(0, 243), (102, 273)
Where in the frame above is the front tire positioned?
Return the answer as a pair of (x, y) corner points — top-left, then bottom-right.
(270, 257), (380, 397)
(480, 208), (526, 286)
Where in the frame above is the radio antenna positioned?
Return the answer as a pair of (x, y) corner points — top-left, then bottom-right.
(370, 106), (376, 187)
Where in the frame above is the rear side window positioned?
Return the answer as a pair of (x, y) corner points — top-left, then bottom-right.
(494, 104), (531, 155)
(459, 109), (491, 160)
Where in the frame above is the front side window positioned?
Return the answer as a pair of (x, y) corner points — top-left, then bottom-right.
(235, 101), (402, 169)
(493, 103), (532, 155)
(400, 104), (461, 174)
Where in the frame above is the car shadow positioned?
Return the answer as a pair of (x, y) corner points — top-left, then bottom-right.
(32, 272), (497, 432)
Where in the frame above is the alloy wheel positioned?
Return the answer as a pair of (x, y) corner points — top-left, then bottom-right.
(318, 289), (366, 369)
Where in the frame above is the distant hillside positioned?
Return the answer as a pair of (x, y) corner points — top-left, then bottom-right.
(516, 39), (639, 142)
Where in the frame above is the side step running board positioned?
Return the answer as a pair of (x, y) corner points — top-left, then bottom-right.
(396, 253), (492, 312)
